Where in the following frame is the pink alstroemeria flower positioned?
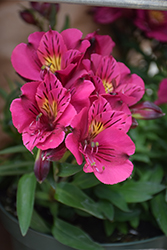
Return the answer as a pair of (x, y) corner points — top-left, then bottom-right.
(66, 96), (135, 184)
(92, 7), (135, 24)
(11, 28), (90, 81)
(93, 7), (123, 24)
(83, 31), (115, 59)
(10, 72), (76, 152)
(84, 54), (145, 107)
(134, 10), (167, 42)
(155, 78), (167, 106)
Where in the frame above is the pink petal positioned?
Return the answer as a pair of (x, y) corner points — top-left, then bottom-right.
(65, 133), (83, 165)
(61, 28), (90, 52)
(94, 161), (134, 184)
(37, 29), (67, 72)
(84, 31), (115, 57)
(11, 32), (44, 81)
(83, 128), (135, 184)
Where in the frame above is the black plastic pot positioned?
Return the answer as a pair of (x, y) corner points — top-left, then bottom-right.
(0, 203), (167, 250)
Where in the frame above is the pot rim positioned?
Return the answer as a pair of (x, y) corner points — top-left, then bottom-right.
(0, 202), (166, 248)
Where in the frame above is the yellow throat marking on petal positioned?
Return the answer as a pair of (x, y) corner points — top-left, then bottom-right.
(102, 79), (114, 94)
(42, 99), (57, 120)
(89, 119), (104, 139)
(149, 10), (165, 24)
(44, 55), (61, 73)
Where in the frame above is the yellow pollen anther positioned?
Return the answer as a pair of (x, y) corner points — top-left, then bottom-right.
(36, 113), (42, 121)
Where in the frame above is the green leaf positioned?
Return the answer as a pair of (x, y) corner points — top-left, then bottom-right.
(0, 161), (34, 171)
(98, 200), (114, 221)
(148, 165), (164, 183)
(17, 172), (37, 236)
(94, 185), (130, 212)
(114, 209), (141, 222)
(52, 218), (104, 250)
(57, 162), (83, 177)
(119, 180), (165, 203)
(151, 192), (167, 235)
(0, 145), (28, 155)
(0, 161), (34, 176)
(104, 220), (115, 237)
(55, 182), (104, 219)
(0, 88), (8, 99)
(49, 3), (57, 29)
(61, 15), (70, 31)
(116, 222), (128, 235)
(72, 171), (100, 189)
(130, 216), (140, 229)
(30, 210), (50, 234)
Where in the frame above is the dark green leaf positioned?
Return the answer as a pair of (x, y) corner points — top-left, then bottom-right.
(114, 209), (141, 222)
(55, 182), (104, 219)
(61, 15), (70, 31)
(119, 180), (165, 203)
(104, 220), (115, 237)
(0, 145), (28, 155)
(98, 200), (114, 221)
(17, 172), (37, 236)
(30, 210), (50, 234)
(151, 193), (167, 235)
(49, 5), (57, 30)
(95, 185), (130, 212)
(0, 161), (34, 171)
(52, 218), (104, 250)
(57, 162), (83, 177)
(72, 171), (100, 189)
(0, 88), (8, 99)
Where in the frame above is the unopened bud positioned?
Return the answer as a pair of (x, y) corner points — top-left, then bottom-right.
(34, 149), (50, 183)
(19, 9), (37, 25)
(30, 2), (59, 19)
(131, 101), (165, 120)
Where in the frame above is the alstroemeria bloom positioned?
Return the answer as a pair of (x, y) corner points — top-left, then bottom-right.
(92, 7), (123, 24)
(11, 28), (90, 81)
(66, 96), (135, 184)
(134, 10), (167, 42)
(83, 31), (115, 59)
(155, 78), (167, 106)
(10, 72), (76, 152)
(84, 54), (145, 107)
(92, 7), (135, 24)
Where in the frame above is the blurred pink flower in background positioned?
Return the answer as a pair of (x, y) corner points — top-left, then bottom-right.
(92, 7), (135, 24)
(134, 10), (167, 42)
(155, 78), (167, 105)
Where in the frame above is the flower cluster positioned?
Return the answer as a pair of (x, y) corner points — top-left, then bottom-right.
(10, 28), (150, 185)
(93, 7), (167, 42)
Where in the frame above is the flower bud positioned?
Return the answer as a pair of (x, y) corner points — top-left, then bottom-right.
(34, 149), (50, 183)
(19, 9), (37, 25)
(30, 2), (59, 19)
(131, 101), (165, 120)
(43, 143), (66, 162)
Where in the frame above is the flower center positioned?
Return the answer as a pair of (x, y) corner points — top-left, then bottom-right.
(89, 119), (104, 139)
(149, 10), (165, 24)
(102, 79), (114, 93)
(41, 99), (57, 122)
(43, 55), (61, 73)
